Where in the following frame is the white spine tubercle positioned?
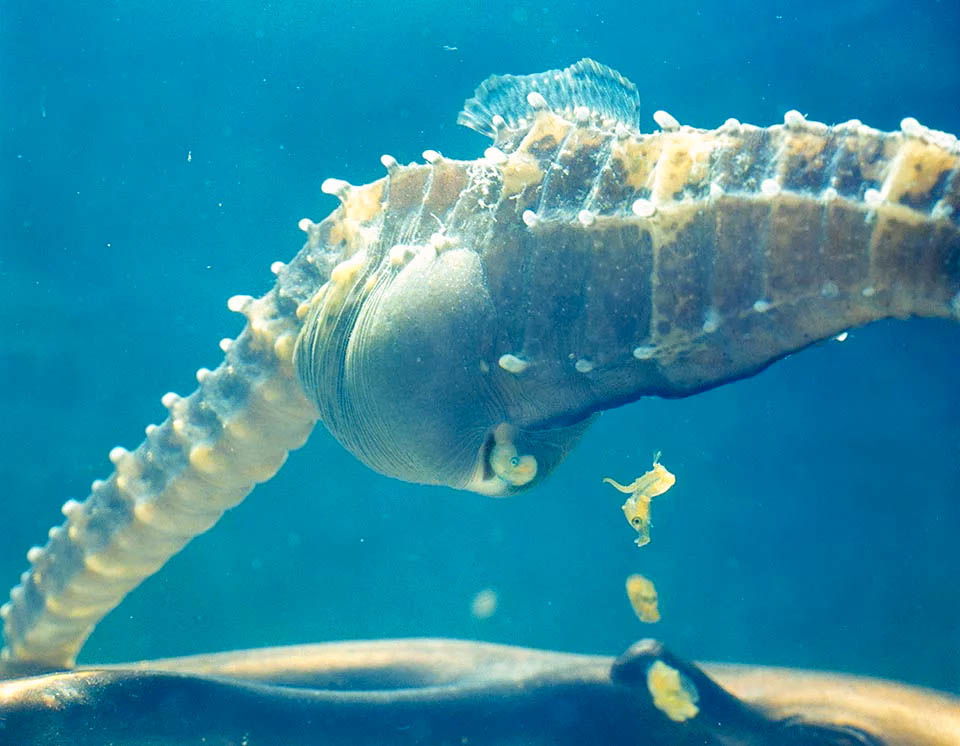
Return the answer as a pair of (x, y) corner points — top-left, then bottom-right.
(0, 255), (328, 667)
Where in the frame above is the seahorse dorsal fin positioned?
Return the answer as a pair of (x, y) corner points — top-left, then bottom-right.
(457, 58), (641, 140)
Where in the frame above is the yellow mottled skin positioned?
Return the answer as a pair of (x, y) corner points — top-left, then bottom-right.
(610, 137), (662, 191)
(516, 110), (573, 154)
(326, 180), (385, 255)
(608, 131), (736, 249)
(782, 128), (829, 162)
(498, 110), (576, 200)
(882, 138), (959, 203)
(845, 131), (899, 183)
(500, 151), (543, 196)
(343, 181), (385, 223)
(650, 132), (714, 203)
(611, 131), (733, 199)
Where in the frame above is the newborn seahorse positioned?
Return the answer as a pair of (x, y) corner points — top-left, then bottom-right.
(604, 456), (677, 547)
(625, 573), (661, 623)
(3, 59), (958, 668)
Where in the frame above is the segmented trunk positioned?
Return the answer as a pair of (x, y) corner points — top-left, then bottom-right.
(295, 105), (960, 497)
(481, 111), (960, 408)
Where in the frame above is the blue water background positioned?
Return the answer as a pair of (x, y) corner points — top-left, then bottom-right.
(2, 0), (958, 693)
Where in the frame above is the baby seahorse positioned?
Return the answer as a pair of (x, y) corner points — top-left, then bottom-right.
(625, 573), (661, 623)
(603, 453), (676, 547)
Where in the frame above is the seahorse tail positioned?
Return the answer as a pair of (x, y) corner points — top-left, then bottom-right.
(1, 289), (318, 667)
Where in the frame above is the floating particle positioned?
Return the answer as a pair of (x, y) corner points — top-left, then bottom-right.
(701, 307), (720, 334)
(498, 353), (529, 374)
(470, 588), (498, 619)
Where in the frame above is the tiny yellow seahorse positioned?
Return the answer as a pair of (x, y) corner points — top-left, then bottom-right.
(603, 453), (676, 547)
(625, 573), (660, 623)
(647, 660), (700, 722)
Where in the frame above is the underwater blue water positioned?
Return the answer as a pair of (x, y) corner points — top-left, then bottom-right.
(2, 0), (958, 695)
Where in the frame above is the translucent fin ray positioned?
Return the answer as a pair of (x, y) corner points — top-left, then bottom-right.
(457, 58), (641, 139)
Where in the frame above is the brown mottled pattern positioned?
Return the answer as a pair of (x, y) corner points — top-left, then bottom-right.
(710, 198), (768, 316)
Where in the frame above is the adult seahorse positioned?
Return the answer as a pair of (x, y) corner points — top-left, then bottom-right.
(3, 59), (958, 668)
